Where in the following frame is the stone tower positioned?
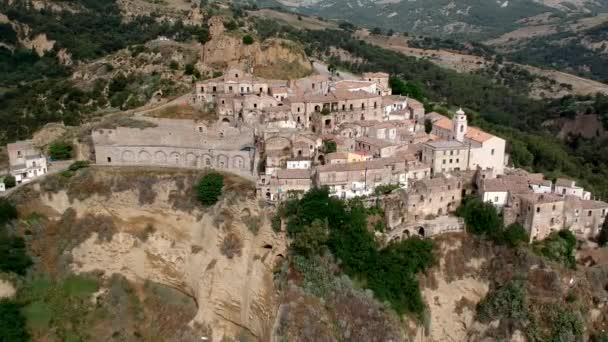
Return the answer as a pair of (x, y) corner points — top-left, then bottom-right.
(453, 108), (467, 142)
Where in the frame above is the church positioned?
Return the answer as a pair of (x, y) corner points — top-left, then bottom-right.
(422, 108), (506, 175)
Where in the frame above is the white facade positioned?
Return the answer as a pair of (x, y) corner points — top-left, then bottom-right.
(530, 182), (552, 194)
(286, 159), (311, 170)
(467, 136), (506, 175)
(482, 190), (509, 208)
(7, 140), (48, 184)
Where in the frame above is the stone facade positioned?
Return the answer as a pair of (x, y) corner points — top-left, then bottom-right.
(92, 118), (256, 179)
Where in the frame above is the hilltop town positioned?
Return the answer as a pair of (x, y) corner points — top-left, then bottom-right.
(5, 66), (606, 245)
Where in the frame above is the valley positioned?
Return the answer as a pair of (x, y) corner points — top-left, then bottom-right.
(1, 0), (608, 341)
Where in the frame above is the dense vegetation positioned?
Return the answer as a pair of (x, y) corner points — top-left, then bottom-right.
(278, 187), (434, 316)
(197, 172), (224, 206)
(0, 0), (210, 144)
(48, 141), (73, 160)
(533, 229), (577, 269)
(0, 199), (32, 276)
(0, 299), (29, 342)
(508, 23), (608, 83)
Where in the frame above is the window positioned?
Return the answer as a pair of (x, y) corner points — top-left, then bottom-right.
(494, 196), (499, 202)
(588, 210), (592, 216)
(212, 86), (217, 92)
(107, 157), (112, 163)
(350, 104), (354, 110)
(361, 103), (365, 109)
(450, 150), (453, 156)
(552, 205), (556, 211)
(229, 86), (232, 91)
(235, 73), (239, 78)
(373, 102), (377, 109)
(456, 158), (459, 163)
(443, 160), (446, 164)
(449, 159), (453, 164)
(254, 103), (257, 108)
(536, 207), (540, 213)
(460, 125), (464, 132)
(297, 107), (301, 113)
(312, 83), (315, 89)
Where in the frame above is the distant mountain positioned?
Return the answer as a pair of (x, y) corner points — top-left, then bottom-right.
(254, 0), (608, 39)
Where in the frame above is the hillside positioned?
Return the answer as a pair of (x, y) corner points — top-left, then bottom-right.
(252, 0), (608, 39)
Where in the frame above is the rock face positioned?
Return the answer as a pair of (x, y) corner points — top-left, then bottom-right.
(202, 33), (312, 78)
(17, 168), (287, 341)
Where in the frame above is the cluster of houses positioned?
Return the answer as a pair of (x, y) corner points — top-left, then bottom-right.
(3, 67), (607, 244)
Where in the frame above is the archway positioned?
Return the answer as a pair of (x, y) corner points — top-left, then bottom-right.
(418, 227), (425, 237)
(222, 118), (230, 123)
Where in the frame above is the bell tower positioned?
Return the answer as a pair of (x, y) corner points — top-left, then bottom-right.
(453, 108), (467, 142)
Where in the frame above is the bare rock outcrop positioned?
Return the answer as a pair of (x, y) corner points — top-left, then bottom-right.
(17, 168), (287, 341)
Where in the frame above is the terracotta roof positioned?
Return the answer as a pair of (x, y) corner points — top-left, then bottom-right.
(465, 127), (494, 143)
(433, 117), (453, 131)
(407, 98), (424, 109)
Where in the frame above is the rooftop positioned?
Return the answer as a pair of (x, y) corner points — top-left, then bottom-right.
(424, 140), (466, 150)
(277, 169), (311, 179)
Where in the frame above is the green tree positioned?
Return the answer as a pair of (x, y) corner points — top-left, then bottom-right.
(292, 219), (329, 256)
(322, 139), (337, 153)
(457, 197), (502, 237)
(184, 63), (196, 75)
(242, 35), (254, 45)
(424, 118), (433, 134)
(502, 223), (529, 247)
(2, 175), (15, 188)
(371, 27), (382, 35)
(0, 198), (17, 226)
(197, 172), (224, 206)
(48, 141), (73, 160)
(0, 299), (29, 342)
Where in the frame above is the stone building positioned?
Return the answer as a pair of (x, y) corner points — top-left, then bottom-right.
(257, 168), (312, 202)
(92, 118), (256, 179)
(315, 157), (410, 199)
(194, 68), (270, 103)
(404, 175), (467, 221)
(421, 140), (469, 175)
(7, 140), (48, 184)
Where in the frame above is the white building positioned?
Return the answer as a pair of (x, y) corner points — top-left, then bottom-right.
(7, 140), (48, 184)
(0, 182), (5, 192)
(286, 157), (312, 170)
(554, 178), (591, 200)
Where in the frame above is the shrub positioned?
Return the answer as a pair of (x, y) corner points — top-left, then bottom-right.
(322, 139), (337, 153)
(221, 232), (242, 259)
(197, 172), (224, 206)
(68, 160), (90, 172)
(456, 196), (502, 237)
(271, 215), (281, 233)
(242, 35), (254, 45)
(502, 223), (528, 247)
(292, 219), (329, 256)
(476, 280), (527, 323)
(0, 234), (32, 275)
(48, 141), (73, 160)
(0, 198), (17, 226)
(0, 299), (29, 342)
(2, 175), (16, 188)
(245, 215), (261, 235)
(533, 230), (577, 268)
(223, 20), (238, 30)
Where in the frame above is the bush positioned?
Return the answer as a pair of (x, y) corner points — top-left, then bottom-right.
(533, 230), (577, 268)
(68, 160), (90, 172)
(322, 139), (337, 153)
(242, 35), (254, 45)
(476, 280), (528, 323)
(0, 235), (32, 275)
(221, 232), (242, 259)
(2, 174), (16, 188)
(0, 299), (29, 342)
(48, 141), (73, 160)
(245, 215), (261, 235)
(502, 223), (528, 247)
(197, 172), (224, 206)
(0, 198), (17, 226)
(456, 196), (502, 237)
(271, 215), (281, 233)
